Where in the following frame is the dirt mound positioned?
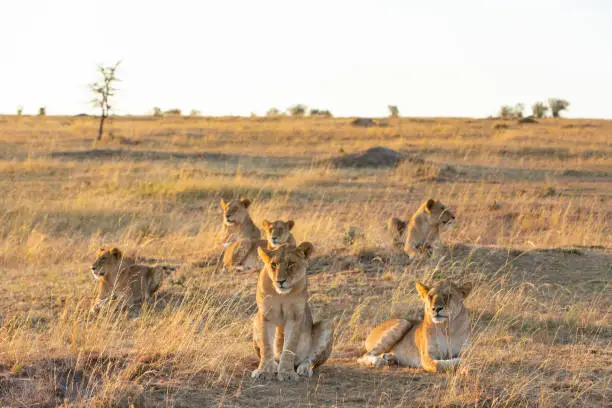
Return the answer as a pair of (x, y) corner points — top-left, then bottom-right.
(328, 146), (405, 168)
(519, 116), (538, 124)
(350, 118), (377, 127)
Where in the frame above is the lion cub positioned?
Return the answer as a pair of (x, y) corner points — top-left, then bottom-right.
(90, 248), (171, 309)
(262, 219), (296, 248)
(252, 243), (334, 381)
(403, 199), (455, 258)
(358, 280), (472, 372)
(220, 198), (263, 271)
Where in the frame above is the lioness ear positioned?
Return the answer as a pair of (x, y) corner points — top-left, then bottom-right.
(96, 247), (106, 257)
(257, 247), (272, 263)
(287, 220), (295, 230)
(220, 199), (228, 210)
(458, 282), (473, 298)
(415, 282), (430, 298)
(296, 242), (314, 259)
(110, 248), (122, 259)
(240, 198), (251, 208)
(425, 199), (435, 212)
(262, 220), (271, 230)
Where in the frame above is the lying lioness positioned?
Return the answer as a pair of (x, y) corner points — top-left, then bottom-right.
(251, 243), (334, 381)
(90, 247), (171, 310)
(358, 280), (472, 372)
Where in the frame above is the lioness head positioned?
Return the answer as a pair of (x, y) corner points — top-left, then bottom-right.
(257, 242), (314, 295)
(424, 199), (455, 226)
(416, 280), (472, 324)
(387, 217), (408, 249)
(220, 198), (252, 226)
(91, 247), (123, 279)
(262, 219), (295, 247)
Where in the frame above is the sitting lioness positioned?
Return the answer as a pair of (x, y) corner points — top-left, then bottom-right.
(91, 248), (171, 309)
(358, 280), (472, 372)
(262, 219), (296, 248)
(220, 198), (263, 271)
(404, 199), (455, 258)
(252, 243), (334, 381)
(220, 198), (261, 245)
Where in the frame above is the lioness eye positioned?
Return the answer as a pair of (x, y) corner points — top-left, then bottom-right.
(270, 262), (278, 269)
(287, 262), (294, 270)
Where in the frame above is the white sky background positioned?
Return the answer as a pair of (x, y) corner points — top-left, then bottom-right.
(1, 0), (611, 118)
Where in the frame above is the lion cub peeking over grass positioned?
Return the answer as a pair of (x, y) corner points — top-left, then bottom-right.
(358, 280), (472, 372)
(262, 219), (296, 248)
(90, 248), (171, 310)
(220, 198), (263, 271)
(403, 198), (455, 259)
(252, 243), (334, 381)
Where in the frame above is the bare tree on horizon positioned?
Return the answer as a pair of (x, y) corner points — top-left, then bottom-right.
(90, 61), (120, 140)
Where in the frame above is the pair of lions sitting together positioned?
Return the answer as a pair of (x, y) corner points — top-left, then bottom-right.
(253, 242), (472, 380)
(388, 198), (456, 258)
(89, 197), (471, 381)
(219, 198), (296, 272)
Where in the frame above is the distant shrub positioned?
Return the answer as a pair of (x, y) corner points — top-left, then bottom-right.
(189, 109), (201, 117)
(499, 105), (514, 119)
(388, 105), (400, 118)
(266, 107), (282, 117)
(17, 106), (23, 116)
(499, 104), (524, 120)
(531, 101), (548, 118)
(152, 107), (163, 117)
(548, 98), (570, 118)
(288, 104), (307, 117)
(164, 108), (182, 116)
(493, 123), (509, 130)
(310, 109), (332, 117)
(513, 103), (524, 119)
(38, 107), (46, 116)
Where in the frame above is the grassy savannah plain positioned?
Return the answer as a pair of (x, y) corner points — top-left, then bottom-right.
(0, 114), (610, 407)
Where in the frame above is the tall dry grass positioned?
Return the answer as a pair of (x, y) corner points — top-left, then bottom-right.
(0, 115), (610, 406)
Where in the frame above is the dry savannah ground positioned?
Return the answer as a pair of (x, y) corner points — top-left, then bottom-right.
(0, 114), (610, 407)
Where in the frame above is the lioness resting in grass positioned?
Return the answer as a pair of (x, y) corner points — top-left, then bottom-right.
(358, 280), (472, 373)
(403, 198), (455, 259)
(220, 198), (263, 271)
(252, 243), (334, 381)
(90, 247), (171, 310)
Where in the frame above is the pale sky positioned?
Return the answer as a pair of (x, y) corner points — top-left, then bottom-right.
(2, 0), (611, 118)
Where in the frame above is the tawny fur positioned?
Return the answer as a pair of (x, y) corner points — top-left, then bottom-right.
(387, 217), (408, 250)
(358, 280), (472, 373)
(220, 198), (261, 246)
(219, 198), (262, 271)
(262, 219), (296, 248)
(251, 243), (334, 381)
(90, 248), (170, 309)
(403, 198), (455, 259)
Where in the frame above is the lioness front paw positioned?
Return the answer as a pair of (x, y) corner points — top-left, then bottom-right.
(278, 369), (299, 382)
(251, 360), (278, 381)
(296, 360), (313, 377)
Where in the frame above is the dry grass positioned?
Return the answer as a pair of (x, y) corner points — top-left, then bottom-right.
(0, 115), (610, 407)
